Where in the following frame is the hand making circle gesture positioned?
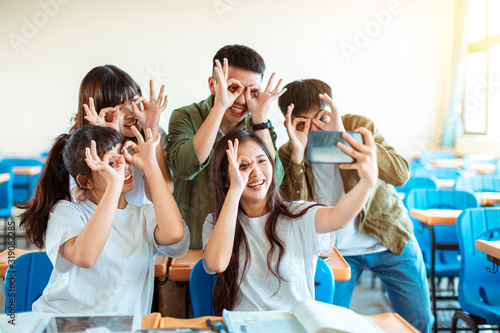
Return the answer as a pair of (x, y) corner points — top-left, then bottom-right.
(122, 126), (160, 173)
(284, 104), (310, 164)
(131, 80), (168, 135)
(226, 139), (255, 194)
(83, 97), (119, 132)
(213, 58), (244, 111)
(310, 94), (344, 132)
(84, 140), (125, 187)
(246, 72), (287, 121)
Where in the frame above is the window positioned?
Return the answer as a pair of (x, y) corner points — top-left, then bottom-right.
(462, 0), (500, 135)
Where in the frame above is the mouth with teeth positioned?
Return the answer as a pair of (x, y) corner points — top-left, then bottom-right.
(229, 106), (247, 117)
(247, 179), (265, 190)
(124, 172), (133, 185)
(123, 118), (139, 129)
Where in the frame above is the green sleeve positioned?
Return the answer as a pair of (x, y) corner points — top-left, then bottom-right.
(278, 143), (310, 201)
(168, 110), (209, 180)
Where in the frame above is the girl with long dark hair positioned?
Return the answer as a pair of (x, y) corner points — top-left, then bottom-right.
(20, 125), (189, 314)
(69, 64), (173, 203)
(203, 128), (378, 315)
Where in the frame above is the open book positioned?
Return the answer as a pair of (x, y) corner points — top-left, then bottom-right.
(223, 300), (384, 333)
(31, 313), (142, 333)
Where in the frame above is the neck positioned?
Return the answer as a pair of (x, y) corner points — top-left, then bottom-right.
(219, 116), (238, 135)
(89, 192), (127, 209)
(240, 198), (269, 218)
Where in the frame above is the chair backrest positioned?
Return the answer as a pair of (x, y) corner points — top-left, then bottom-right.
(419, 150), (457, 166)
(0, 162), (14, 214)
(405, 189), (480, 263)
(456, 208), (500, 320)
(455, 175), (500, 193)
(1, 158), (44, 204)
(395, 176), (439, 195)
(4, 252), (53, 313)
(189, 257), (334, 317)
(412, 166), (464, 181)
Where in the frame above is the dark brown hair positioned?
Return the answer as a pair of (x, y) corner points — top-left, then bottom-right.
(18, 126), (122, 248)
(278, 79), (332, 117)
(70, 65), (141, 133)
(213, 45), (266, 77)
(210, 128), (320, 315)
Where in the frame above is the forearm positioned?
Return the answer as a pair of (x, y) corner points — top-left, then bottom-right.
(145, 166), (184, 245)
(252, 114), (276, 159)
(193, 105), (225, 163)
(60, 186), (121, 268)
(204, 189), (240, 273)
(316, 179), (373, 233)
(155, 143), (174, 193)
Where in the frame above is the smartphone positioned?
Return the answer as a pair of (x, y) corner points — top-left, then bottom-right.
(308, 131), (364, 164)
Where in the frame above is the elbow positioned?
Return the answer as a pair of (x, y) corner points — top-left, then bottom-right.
(73, 254), (98, 269)
(207, 259), (228, 274)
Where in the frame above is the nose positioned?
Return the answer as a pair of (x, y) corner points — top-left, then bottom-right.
(234, 88), (246, 106)
(249, 161), (261, 176)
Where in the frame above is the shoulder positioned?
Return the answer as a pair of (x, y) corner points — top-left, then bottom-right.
(51, 200), (85, 215)
(342, 114), (375, 131)
(171, 96), (213, 118)
(278, 141), (292, 157)
(287, 200), (322, 216)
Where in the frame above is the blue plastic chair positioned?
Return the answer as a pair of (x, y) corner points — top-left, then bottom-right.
(419, 150), (457, 166)
(4, 252), (53, 313)
(190, 257), (334, 317)
(1, 158), (44, 204)
(451, 208), (500, 332)
(413, 166), (464, 181)
(406, 189), (480, 275)
(395, 176), (439, 204)
(462, 154), (498, 173)
(406, 189), (480, 330)
(455, 175), (500, 193)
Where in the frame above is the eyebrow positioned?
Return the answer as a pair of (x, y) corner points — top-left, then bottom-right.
(256, 154), (267, 159)
(295, 109), (322, 120)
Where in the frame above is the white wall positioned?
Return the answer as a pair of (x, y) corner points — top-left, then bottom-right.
(0, 0), (456, 159)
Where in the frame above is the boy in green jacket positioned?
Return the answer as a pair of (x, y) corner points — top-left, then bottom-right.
(278, 79), (433, 333)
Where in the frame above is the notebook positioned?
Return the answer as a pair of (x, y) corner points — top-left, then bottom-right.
(223, 300), (384, 333)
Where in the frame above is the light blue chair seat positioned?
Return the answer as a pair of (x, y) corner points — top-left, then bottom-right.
(4, 251), (53, 313)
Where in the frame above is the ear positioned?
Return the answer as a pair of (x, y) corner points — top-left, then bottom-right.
(76, 174), (92, 190)
(208, 76), (216, 95)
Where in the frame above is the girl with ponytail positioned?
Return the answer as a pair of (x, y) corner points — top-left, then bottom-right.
(20, 125), (189, 314)
(203, 128), (378, 315)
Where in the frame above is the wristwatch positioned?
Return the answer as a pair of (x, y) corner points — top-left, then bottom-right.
(253, 120), (272, 131)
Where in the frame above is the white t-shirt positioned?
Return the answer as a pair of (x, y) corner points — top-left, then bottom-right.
(202, 202), (335, 312)
(312, 163), (386, 256)
(32, 199), (190, 315)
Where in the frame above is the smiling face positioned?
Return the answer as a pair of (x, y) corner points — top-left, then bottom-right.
(112, 99), (142, 138)
(87, 143), (134, 201)
(209, 65), (262, 128)
(236, 140), (273, 210)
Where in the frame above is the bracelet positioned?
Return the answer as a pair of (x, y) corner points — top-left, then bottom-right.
(253, 120), (272, 131)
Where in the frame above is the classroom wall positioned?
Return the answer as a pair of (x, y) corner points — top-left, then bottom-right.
(0, 0), (456, 159)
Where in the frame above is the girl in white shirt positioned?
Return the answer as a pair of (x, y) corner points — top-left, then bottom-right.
(203, 127), (378, 315)
(19, 125), (189, 314)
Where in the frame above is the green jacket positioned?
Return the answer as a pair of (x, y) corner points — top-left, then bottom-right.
(278, 114), (412, 255)
(168, 95), (284, 249)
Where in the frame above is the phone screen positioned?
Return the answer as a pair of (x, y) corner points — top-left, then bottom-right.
(308, 131), (364, 164)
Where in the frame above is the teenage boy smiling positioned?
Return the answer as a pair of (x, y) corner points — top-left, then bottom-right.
(167, 44), (285, 250)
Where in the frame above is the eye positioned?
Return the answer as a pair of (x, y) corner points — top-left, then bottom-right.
(250, 90), (258, 97)
(239, 162), (248, 169)
(229, 85), (238, 92)
(258, 158), (267, 164)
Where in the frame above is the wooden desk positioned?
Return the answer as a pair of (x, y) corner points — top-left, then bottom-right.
(410, 208), (462, 225)
(13, 166), (42, 175)
(435, 179), (456, 189)
(0, 172), (10, 183)
(477, 192), (500, 207)
(159, 313), (418, 332)
(430, 159), (463, 168)
(475, 239), (500, 266)
(168, 248), (351, 282)
(0, 249), (168, 278)
(471, 163), (496, 174)
(142, 312), (161, 329)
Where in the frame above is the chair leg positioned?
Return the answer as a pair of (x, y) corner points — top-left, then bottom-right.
(451, 310), (479, 333)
